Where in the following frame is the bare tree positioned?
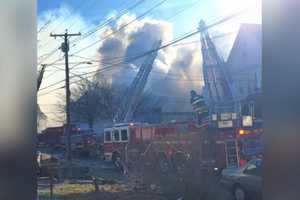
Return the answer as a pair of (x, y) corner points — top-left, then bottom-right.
(69, 78), (113, 129)
(57, 77), (163, 127)
(54, 77), (120, 128)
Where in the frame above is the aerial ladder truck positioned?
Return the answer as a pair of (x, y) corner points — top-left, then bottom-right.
(198, 20), (262, 170)
(103, 40), (162, 170)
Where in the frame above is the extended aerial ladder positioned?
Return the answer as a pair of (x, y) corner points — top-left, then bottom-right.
(106, 40), (161, 172)
(198, 20), (263, 169)
(113, 40), (162, 123)
(198, 20), (240, 169)
(199, 20), (236, 117)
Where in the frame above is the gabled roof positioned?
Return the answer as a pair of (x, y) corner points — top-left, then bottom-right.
(225, 23), (262, 100)
(226, 23), (261, 71)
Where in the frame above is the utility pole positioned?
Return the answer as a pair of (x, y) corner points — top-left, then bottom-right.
(50, 30), (81, 161)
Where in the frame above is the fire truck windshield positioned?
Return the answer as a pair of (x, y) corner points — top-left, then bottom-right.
(114, 130), (120, 141)
(121, 129), (128, 141)
(105, 131), (111, 142)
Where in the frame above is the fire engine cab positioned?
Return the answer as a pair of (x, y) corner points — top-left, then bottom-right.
(103, 121), (204, 171)
(103, 123), (131, 162)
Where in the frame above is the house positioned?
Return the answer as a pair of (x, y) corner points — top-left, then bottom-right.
(226, 23), (262, 101)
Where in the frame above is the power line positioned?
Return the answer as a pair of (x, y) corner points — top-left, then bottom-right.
(38, 14), (55, 33)
(71, 0), (148, 45)
(72, 0), (168, 55)
(39, 8), (248, 96)
(67, 0), (100, 30)
(47, 0), (86, 37)
(38, 28), (232, 93)
(37, 29), (217, 93)
(38, 0), (147, 65)
(69, 30), (234, 67)
(38, 0), (87, 62)
(163, 0), (202, 22)
(39, 63), (120, 92)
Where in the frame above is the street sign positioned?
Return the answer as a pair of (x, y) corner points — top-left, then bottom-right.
(218, 120), (233, 128)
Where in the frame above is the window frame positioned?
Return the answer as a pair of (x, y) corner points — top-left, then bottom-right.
(104, 130), (112, 143)
(121, 129), (129, 141)
(113, 129), (120, 142)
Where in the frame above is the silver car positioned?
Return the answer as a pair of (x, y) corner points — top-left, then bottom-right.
(220, 159), (262, 200)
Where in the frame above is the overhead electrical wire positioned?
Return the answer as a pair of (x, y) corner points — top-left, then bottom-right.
(45, 0), (87, 37)
(71, 0), (148, 45)
(69, 30), (234, 67)
(71, 0), (169, 55)
(38, 14), (55, 34)
(39, 8), (249, 96)
(38, 1), (86, 52)
(38, 0), (148, 65)
(39, 0), (199, 67)
(38, 27), (234, 94)
(67, 0), (99, 30)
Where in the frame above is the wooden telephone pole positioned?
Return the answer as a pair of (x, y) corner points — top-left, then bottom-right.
(50, 30), (81, 161)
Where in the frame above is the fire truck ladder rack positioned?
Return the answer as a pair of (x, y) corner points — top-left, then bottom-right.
(225, 139), (240, 168)
(113, 40), (162, 123)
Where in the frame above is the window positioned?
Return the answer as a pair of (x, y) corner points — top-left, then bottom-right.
(105, 131), (111, 142)
(246, 164), (257, 171)
(121, 129), (128, 141)
(114, 130), (120, 141)
(244, 159), (261, 176)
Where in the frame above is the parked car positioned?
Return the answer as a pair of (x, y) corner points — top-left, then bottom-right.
(220, 158), (262, 200)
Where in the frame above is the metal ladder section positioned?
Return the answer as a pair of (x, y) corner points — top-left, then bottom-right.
(225, 139), (240, 168)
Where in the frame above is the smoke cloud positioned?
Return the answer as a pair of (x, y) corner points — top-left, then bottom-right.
(96, 14), (203, 112)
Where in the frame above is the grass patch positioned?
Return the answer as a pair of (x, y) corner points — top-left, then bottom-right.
(38, 183), (95, 199)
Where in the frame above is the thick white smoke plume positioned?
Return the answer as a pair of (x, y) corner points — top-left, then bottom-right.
(96, 14), (203, 112)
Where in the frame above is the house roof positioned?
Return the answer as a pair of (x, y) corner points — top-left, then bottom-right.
(226, 23), (261, 72)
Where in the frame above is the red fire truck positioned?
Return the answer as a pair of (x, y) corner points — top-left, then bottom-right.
(38, 125), (100, 157)
(103, 121), (209, 172)
(103, 121), (263, 173)
(200, 120), (263, 172)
